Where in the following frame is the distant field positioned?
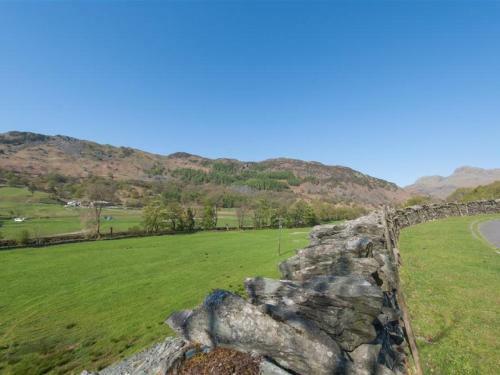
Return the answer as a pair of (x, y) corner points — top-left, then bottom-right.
(0, 187), (250, 241)
(0, 228), (310, 374)
(399, 215), (500, 374)
(215, 208), (253, 227)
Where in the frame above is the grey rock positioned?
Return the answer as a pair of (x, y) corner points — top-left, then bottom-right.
(245, 275), (383, 350)
(284, 256), (380, 281)
(280, 213), (387, 282)
(166, 290), (344, 375)
(259, 359), (293, 375)
(377, 307), (401, 326)
(374, 253), (398, 292)
(279, 236), (377, 279)
(95, 337), (187, 375)
(345, 343), (398, 374)
(346, 343), (381, 374)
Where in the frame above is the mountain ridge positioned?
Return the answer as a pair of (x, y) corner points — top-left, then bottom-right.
(0, 131), (409, 207)
(406, 166), (500, 199)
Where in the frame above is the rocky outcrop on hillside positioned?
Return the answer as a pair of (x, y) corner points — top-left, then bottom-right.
(84, 199), (500, 375)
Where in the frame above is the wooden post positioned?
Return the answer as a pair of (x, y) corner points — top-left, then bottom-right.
(278, 217), (282, 256)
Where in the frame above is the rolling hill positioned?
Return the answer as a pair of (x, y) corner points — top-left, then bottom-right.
(0, 131), (409, 207)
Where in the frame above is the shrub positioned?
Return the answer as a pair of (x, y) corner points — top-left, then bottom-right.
(404, 195), (433, 207)
(17, 229), (31, 246)
(127, 226), (144, 235)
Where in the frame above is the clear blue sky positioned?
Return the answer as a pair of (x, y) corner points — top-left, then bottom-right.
(1, 1), (499, 186)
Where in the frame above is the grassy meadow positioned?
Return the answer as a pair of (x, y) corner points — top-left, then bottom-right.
(0, 187), (143, 240)
(0, 228), (310, 374)
(399, 214), (500, 374)
(0, 187), (252, 241)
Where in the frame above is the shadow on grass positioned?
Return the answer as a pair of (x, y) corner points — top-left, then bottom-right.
(424, 314), (460, 345)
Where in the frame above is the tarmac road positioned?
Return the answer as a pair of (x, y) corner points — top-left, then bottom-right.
(478, 220), (500, 248)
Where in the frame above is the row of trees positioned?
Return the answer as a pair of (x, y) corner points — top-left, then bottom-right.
(142, 197), (366, 233)
(143, 201), (218, 233)
(247, 200), (366, 229)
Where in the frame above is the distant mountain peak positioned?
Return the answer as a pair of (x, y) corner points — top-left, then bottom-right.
(453, 166), (483, 174)
(406, 166), (500, 199)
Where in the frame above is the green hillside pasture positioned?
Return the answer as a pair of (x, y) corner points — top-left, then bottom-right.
(399, 214), (500, 374)
(0, 228), (310, 374)
(0, 187), (143, 240)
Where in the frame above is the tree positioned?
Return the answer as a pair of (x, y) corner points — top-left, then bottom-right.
(270, 205), (287, 228)
(17, 229), (31, 246)
(165, 202), (185, 231)
(143, 201), (195, 233)
(202, 204), (217, 230)
(185, 207), (196, 231)
(286, 201), (318, 227)
(252, 199), (272, 228)
(27, 183), (36, 196)
(86, 182), (116, 237)
(143, 200), (167, 233)
(236, 205), (248, 228)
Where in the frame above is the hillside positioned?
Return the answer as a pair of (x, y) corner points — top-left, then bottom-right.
(0, 131), (408, 207)
(406, 166), (500, 199)
(447, 180), (500, 202)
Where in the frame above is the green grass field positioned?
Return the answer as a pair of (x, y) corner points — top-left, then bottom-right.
(0, 187), (143, 241)
(0, 228), (310, 374)
(0, 187), (253, 241)
(399, 214), (500, 374)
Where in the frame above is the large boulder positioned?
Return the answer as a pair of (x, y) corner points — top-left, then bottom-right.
(166, 290), (344, 375)
(245, 275), (383, 351)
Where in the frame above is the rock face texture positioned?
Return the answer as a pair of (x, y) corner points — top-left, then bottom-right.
(83, 337), (188, 375)
(167, 290), (343, 375)
(90, 199), (500, 375)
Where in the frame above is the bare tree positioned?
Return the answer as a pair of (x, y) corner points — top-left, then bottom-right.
(86, 182), (116, 237)
(236, 205), (248, 229)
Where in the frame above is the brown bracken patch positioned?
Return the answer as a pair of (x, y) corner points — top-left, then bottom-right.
(174, 347), (260, 375)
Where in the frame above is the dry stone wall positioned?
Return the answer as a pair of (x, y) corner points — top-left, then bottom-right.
(89, 199), (500, 375)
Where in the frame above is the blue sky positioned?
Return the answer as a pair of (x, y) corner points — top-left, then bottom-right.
(1, 1), (499, 186)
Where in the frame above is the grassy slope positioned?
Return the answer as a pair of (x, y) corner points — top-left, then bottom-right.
(0, 228), (310, 374)
(399, 215), (500, 374)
